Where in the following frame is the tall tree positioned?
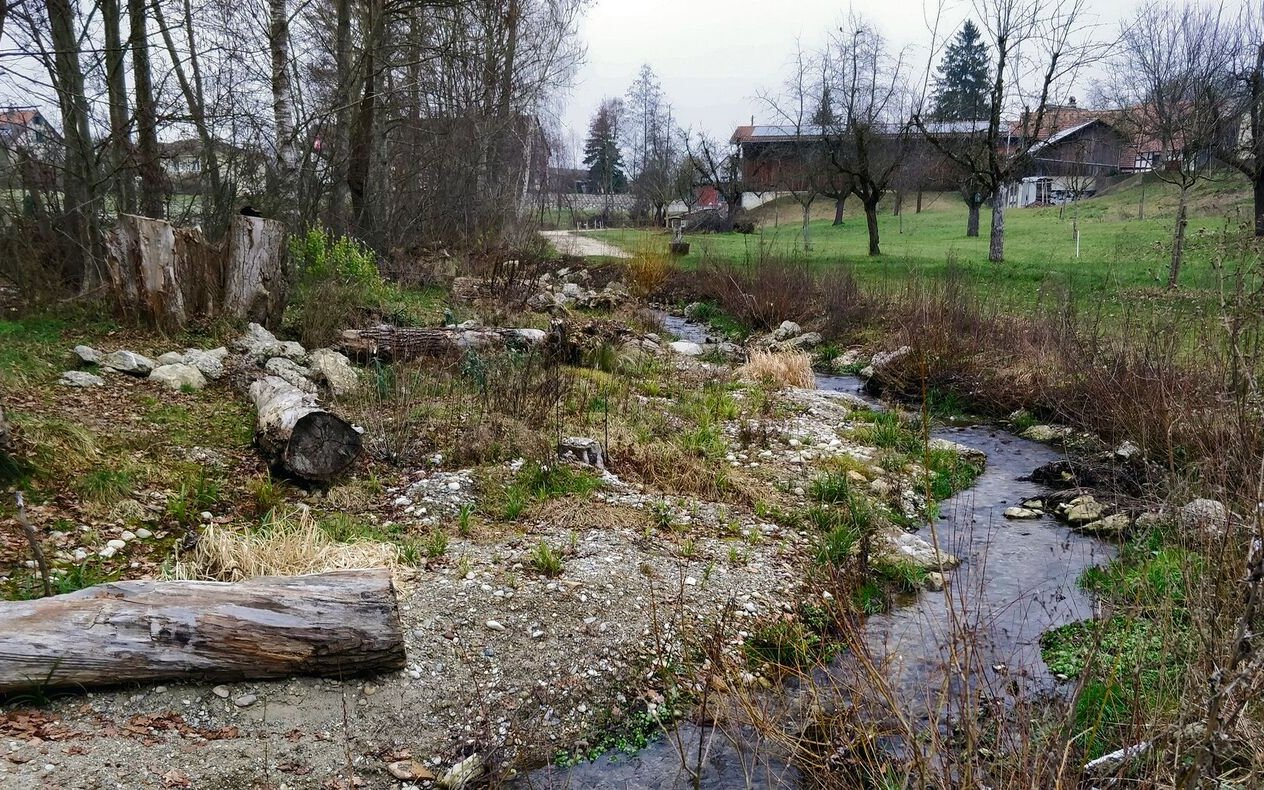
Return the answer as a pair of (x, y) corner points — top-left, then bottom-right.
(269, 0), (298, 226)
(687, 132), (746, 229)
(102, 0), (135, 214)
(131, 0), (165, 217)
(583, 99), (627, 195)
(930, 20), (991, 121)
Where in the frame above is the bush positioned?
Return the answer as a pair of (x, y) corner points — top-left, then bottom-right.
(624, 251), (676, 298)
(738, 349), (814, 389)
(289, 228), (386, 347)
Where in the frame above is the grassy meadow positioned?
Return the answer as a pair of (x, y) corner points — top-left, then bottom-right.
(585, 173), (1260, 317)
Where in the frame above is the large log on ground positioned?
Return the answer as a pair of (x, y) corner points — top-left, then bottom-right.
(0, 569), (404, 694)
(249, 375), (361, 481)
(339, 324), (550, 362)
(223, 215), (289, 328)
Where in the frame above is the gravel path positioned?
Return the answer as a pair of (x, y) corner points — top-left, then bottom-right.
(539, 229), (631, 259)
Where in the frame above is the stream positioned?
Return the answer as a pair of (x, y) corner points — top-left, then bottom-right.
(522, 316), (1114, 789)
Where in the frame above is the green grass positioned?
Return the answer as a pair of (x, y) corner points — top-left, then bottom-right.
(586, 175), (1256, 314)
(530, 541), (564, 576)
(924, 449), (984, 501)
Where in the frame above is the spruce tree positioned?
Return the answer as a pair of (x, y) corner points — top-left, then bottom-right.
(582, 101), (627, 194)
(930, 20), (991, 121)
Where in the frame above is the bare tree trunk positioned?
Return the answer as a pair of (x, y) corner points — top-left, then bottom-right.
(864, 198), (881, 256)
(916, 187), (923, 214)
(0, 570), (404, 694)
(988, 199), (1005, 262)
(833, 195), (846, 225)
(328, 0), (353, 233)
(1254, 175), (1264, 238)
(1168, 185), (1189, 288)
(270, 0), (298, 226)
(130, 0), (165, 218)
(801, 199), (812, 250)
(46, 0), (100, 287)
(1138, 176), (1146, 221)
(966, 202), (980, 237)
(892, 190), (902, 216)
(102, 0), (135, 214)
(152, 0), (225, 231)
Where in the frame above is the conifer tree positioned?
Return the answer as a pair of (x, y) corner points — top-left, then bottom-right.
(930, 20), (991, 120)
(582, 100), (627, 194)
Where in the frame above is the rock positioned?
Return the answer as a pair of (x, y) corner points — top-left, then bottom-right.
(1021, 498), (1045, 509)
(60, 370), (104, 387)
(527, 291), (563, 312)
(73, 345), (102, 365)
(233, 693), (257, 708)
(135, 528), (153, 539)
(307, 348), (359, 396)
(106, 539), (127, 550)
(784, 331), (823, 350)
(1114, 440), (1142, 460)
(264, 357), (315, 392)
(508, 328), (547, 346)
(276, 340), (307, 362)
(485, 620), (506, 632)
(234, 322), (278, 351)
(558, 436), (604, 469)
(830, 348), (865, 371)
(773, 321), (802, 341)
(1077, 513), (1132, 536)
(1004, 507), (1041, 520)
(928, 438), (988, 468)
(1178, 498), (1228, 531)
(212, 685), (230, 699)
(669, 340), (703, 357)
(156, 351), (186, 366)
(103, 350), (155, 376)
(869, 479), (892, 496)
(879, 528), (960, 570)
(1062, 495), (1105, 525)
(924, 572), (945, 592)
(184, 348), (226, 380)
(1134, 511), (1165, 531)
(1020, 424), (1072, 443)
(97, 546), (117, 559)
(149, 363), (207, 391)
(870, 345), (912, 371)
(388, 761), (434, 782)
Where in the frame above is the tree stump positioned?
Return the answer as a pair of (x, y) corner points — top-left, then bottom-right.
(223, 215), (289, 328)
(249, 376), (361, 482)
(103, 214), (185, 331)
(0, 569), (404, 694)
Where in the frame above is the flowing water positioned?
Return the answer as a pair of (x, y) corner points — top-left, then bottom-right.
(522, 316), (1114, 789)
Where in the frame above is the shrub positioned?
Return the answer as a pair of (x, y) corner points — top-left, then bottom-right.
(624, 251), (676, 298)
(531, 541), (564, 576)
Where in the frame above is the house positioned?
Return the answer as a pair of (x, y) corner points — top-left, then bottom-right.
(157, 138), (267, 195)
(0, 108), (53, 150)
(1004, 117), (1130, 206)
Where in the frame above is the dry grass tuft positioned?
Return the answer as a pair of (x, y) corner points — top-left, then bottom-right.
(738, 349), (815, 389)
(169, 510), (399, 582)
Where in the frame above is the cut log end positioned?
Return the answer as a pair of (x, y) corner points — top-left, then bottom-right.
(284, 411), (363, 481)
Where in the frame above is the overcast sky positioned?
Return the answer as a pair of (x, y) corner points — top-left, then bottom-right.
(558, 0), (1134, 162)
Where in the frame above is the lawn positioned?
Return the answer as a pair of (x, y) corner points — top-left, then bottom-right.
(584, 173), (1260, 315)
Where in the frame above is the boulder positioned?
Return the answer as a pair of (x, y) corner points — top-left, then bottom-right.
(1004, 507), (1041, 520)
(1020, 424), (1072, 443)
(307, 349), (360, 397)
(860, 345), (912, 380)
(669, 340), (703, 357)
(1076, 513), (1132, 536)
(234, 322), (278, 351)
(558, 436), (605, 469)
(1114, 441), (1142, 460)
(773, 321), (802, 341)
(1061, 495), (1105, 525)
(879, 528), (960, 571)
(264, 357), (315, 392)
(783, 331), (823, 350)
(103, 350), (155, 376)
(184, 348), (227, 380)
(508, 328), (548, 346)
(927, 438), (988, 468)
(73, 345), (102, 365)
(60, 370), (105, 387)
(149, 363), (207, 391)
(156, 351), (186, 366)
(1178, 499), (1228, 531)
(830, 348), (865, 371)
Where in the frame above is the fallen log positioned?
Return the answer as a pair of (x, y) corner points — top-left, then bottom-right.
(0, 569), (404, 694)
(249, 375), (361, 482)
(339, 324), (550, 362)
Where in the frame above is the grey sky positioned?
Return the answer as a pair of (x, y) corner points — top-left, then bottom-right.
(559, 0), (1134, 161)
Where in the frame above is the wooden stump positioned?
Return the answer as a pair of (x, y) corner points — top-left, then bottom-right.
(103, 214), (186, 331)
(250, 376), (361, 482)
(223, 215), (289, 328)
(0, 569), (405, 694)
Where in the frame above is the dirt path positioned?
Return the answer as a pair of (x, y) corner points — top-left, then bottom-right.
(539, 229), (631, 259)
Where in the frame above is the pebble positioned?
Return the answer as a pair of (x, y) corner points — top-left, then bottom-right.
(135, 528), (153, 539)
(200, 511), (213, 521)
(233, 694), (257, 707)
(98, 546), (117, 559)
(212, 686), (230, 699)
(120, 531), (136, 541)
(485, 620), (506, 631)
(106, 539), (126, 550)
(363, 683), (378, 696)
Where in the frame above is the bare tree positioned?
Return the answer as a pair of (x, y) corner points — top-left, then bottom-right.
(687, 132), (747, 230)
(270, 0), (298, 225)
(1220, 2), (1264, 237)
(1109, 1), (1234, 287)
(918, 0), (1098, 262)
